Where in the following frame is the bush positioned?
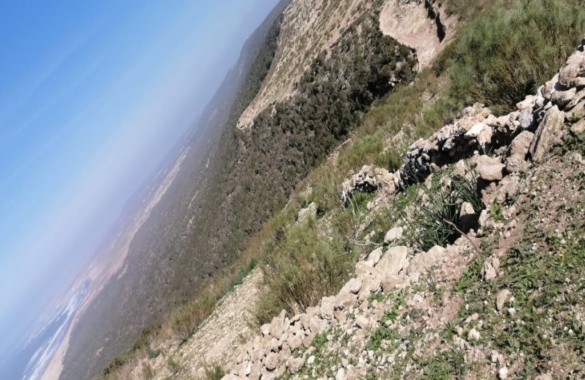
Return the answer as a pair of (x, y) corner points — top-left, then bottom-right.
(449, 0), (585, 113)
(407, 174), (484, 251)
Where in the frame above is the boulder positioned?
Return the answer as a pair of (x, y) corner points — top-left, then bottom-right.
(366, 247), (383, 266)
(570, 118), (585, 135)
(506, 131), (534, 173)
(380, 274), (410, 291)
(565, 88), (585, 109)
(559, 51), (585, 88)
(287, 357), (305, 373)
(542, 74), (560, 100)
(355, 261), (374, 277)
(288, 333), (303, 351)
(269, 310), (287, 338)
(264, 353), (279, 371)
(334, 289), (355, 311)
(384, 227), (404, 244)
(476, 155), (505, 182)
(297, 202), (317, 224)
(406, 246), (447, 276)
(320, 297), (336, 319)
(551, 87), (577, 108)
(518, 108), (535, 130)
(516, 95), (537, 111)
(529, 106), (565, 163)
(494, 175), (520, 204)
(372, 246), (409, 282)
(566, 100), (585, 121)
(260, 324), (271, 337)
(347, 278), (362, 294)
(355, 315), (370, 329)
(510, 131), (535, 157)
(459, 202), (476, 232)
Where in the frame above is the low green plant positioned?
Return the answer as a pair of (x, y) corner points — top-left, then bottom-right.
(489, 203), (504, 223)
(205, 365), (225, 380)
(366, 325), (398, 351)
(422, 349), (466, 379)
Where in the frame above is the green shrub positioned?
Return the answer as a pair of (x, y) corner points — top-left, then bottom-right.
(407, 175), (484, 251)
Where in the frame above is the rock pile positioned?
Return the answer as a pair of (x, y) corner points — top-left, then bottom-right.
(224, 243), (467, 380)
(396, 39), (585, 189)
(341, 165), (396, 205)
(223, 42), (585, 380)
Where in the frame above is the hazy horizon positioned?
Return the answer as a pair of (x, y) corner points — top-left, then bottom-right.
(0, 0), (280, 371)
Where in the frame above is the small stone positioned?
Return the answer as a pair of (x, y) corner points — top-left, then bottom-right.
(535, 374), (553, 380)
(476, 155), (505, 181)
(265, 353), (279, 371)
(346, 278), (362, 295)
(498, 366), (509, 379)
(335, 368), (346, 380)
(529, 106), (565, 163)
(320, 297), (336, 319)
(355, 315), (369, 329)
(491, 351), (500, 363)
(551, 87), (577, 108)
(483, 261), (497, 281)
(307, 355), (316, 365)
(468, 328), (481, 341)
(245, 361), (252, 376)
(288, 357), (305, 373)
(496, 289), (512, 312)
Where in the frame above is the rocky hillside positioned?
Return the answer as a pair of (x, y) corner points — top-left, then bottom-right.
(100, 0), (585, 379)
(222, 40), (585, 379)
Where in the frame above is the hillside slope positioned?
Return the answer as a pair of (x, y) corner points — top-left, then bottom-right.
(222, 43), (585, 377)
(100, 0), (585, 379)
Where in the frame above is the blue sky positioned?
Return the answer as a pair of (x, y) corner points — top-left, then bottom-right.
(0, 0), (279, 357)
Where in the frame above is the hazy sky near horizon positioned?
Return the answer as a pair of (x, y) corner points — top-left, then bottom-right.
(0, 0), (279, 358)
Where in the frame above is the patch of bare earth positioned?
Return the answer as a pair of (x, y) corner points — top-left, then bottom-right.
(138, 269), (264, 379)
